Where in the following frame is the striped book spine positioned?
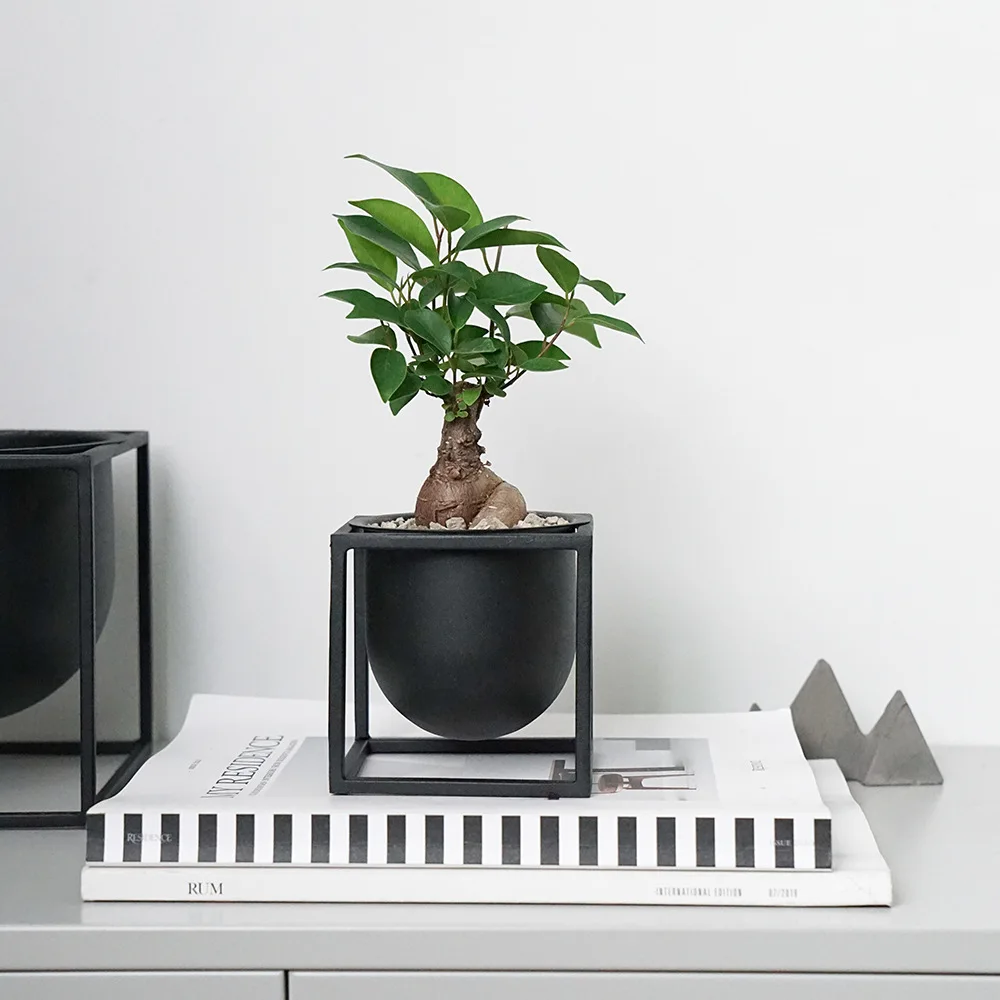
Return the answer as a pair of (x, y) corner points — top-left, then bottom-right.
(87, 811), (833, 870)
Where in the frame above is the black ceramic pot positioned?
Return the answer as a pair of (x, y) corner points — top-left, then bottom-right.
(357, 514), (582, 740)
(0, 431), (120, 720)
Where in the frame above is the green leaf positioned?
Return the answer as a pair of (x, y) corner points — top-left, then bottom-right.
(537, 247), (579, 295)
(466, 294), (510, 339)
(437, 261), (482, 288)
(421, 374), (453, 397)
(338, 220), (396, 290)
(475, 271), (547, 305)
(347, 154), (437, 201)
(535, 291), (567, 305)
(564, 315), (602, 347)
(322, 288), (402, 324)
(449, 292), (475, 330)
(417, 172), (483, 229)
(586, 313), (642, 339)
(323, 261), (396, 288)
(411, 262), (480, 293)
(505, 292), (562, 320)
(391, 371), (421, 397)
(444, 411), (457, 422)
(370, 348), (407, 402)
(430, 205), (470, 230)
(346, 154), (473, 234)
(460, 386), (482, 406)
(349, 198), (438, 262)
(403, 306), (452, 355)
(519, 356), (568, 372)
(458, 361), (507, 378)
(521, 298), (600, 346)
(485, 382), (507, 397)
(515, 340), (570, 361)
(454, 336), (503, 356)
(528, 300), (568, 338)
(348, 325), (397, 348)
(489, 339), (509, 366)
(335, 215), (419, 269)
(461, 229), (567, 251)
(389, 391), (418, 415)
(409, 266), (438, 284)
(456, 324), (490, 345)
(579, 275), (625, 305)
(454, 215), (527, 253)
(418, 277), (446, 307)
(388, 371), (421, 414)
(414, 359), (443, 377)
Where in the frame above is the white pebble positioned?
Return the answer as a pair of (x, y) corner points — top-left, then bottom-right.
(374, 512), (569, 531)
(472, 515), (507, 530)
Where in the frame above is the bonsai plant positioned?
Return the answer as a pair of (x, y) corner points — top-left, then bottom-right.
(324, 155), (640, 753)
(323, 154), (641, 529)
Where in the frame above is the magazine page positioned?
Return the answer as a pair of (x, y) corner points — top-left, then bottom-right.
(92, 694), (826, 816)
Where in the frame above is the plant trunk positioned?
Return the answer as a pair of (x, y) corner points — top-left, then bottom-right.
(415, 406), (527, 528)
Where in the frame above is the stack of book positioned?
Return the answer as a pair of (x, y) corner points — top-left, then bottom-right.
(81, 694), (891, 906)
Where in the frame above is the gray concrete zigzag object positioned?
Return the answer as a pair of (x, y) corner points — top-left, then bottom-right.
(751, 659), (943, 786)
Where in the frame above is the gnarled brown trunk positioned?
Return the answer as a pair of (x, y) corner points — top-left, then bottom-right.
(415, 405), (527, 528)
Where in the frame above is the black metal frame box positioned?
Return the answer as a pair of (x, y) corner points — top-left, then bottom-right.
(329, 514), (593, 798)
(0, 431), (152, 829)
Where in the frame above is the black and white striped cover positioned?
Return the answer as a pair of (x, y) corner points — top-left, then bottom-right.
(87, 811), (832, 870)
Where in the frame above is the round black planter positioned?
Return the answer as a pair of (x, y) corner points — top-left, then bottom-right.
(356, 514), (583, 740)
(0, 431), (121, 719)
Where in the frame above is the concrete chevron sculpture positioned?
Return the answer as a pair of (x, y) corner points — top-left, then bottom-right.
(752, 659), (943, 786)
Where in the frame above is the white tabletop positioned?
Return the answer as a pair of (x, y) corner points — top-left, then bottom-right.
(0, 746), (996, 975)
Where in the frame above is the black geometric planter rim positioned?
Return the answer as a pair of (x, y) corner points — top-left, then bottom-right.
(350, 511), (590, 533)
(328, 512), (594, 798)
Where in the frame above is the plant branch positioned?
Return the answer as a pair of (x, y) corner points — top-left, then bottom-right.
(480, 249), (492, 273)
(394, 325), (419, 358)
(441, 279), (453, 327)
(501, 368), (525, 391)
(501, 295), (572, 391)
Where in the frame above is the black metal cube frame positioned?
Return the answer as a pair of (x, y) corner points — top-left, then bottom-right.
(329, 515), (593, 798)
(0, 431), (153, 829)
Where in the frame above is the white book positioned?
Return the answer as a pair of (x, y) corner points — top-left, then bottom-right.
(81, 761), (890, 905)
(85, 694), (832, 872)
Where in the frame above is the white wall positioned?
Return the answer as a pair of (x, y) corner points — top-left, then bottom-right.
(1, 1), (998, 744)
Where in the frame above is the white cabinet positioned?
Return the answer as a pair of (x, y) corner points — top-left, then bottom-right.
(0, 972), (285, 1000)
(290, 972), (1000, 1000)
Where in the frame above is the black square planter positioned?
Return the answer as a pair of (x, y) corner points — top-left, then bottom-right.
(328, 513), (593, 797)
(0, 431), (153, 829)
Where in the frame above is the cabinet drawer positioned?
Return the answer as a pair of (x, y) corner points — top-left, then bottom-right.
(0, 971), (284, 1000)
(291, 972), (999, 1000)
